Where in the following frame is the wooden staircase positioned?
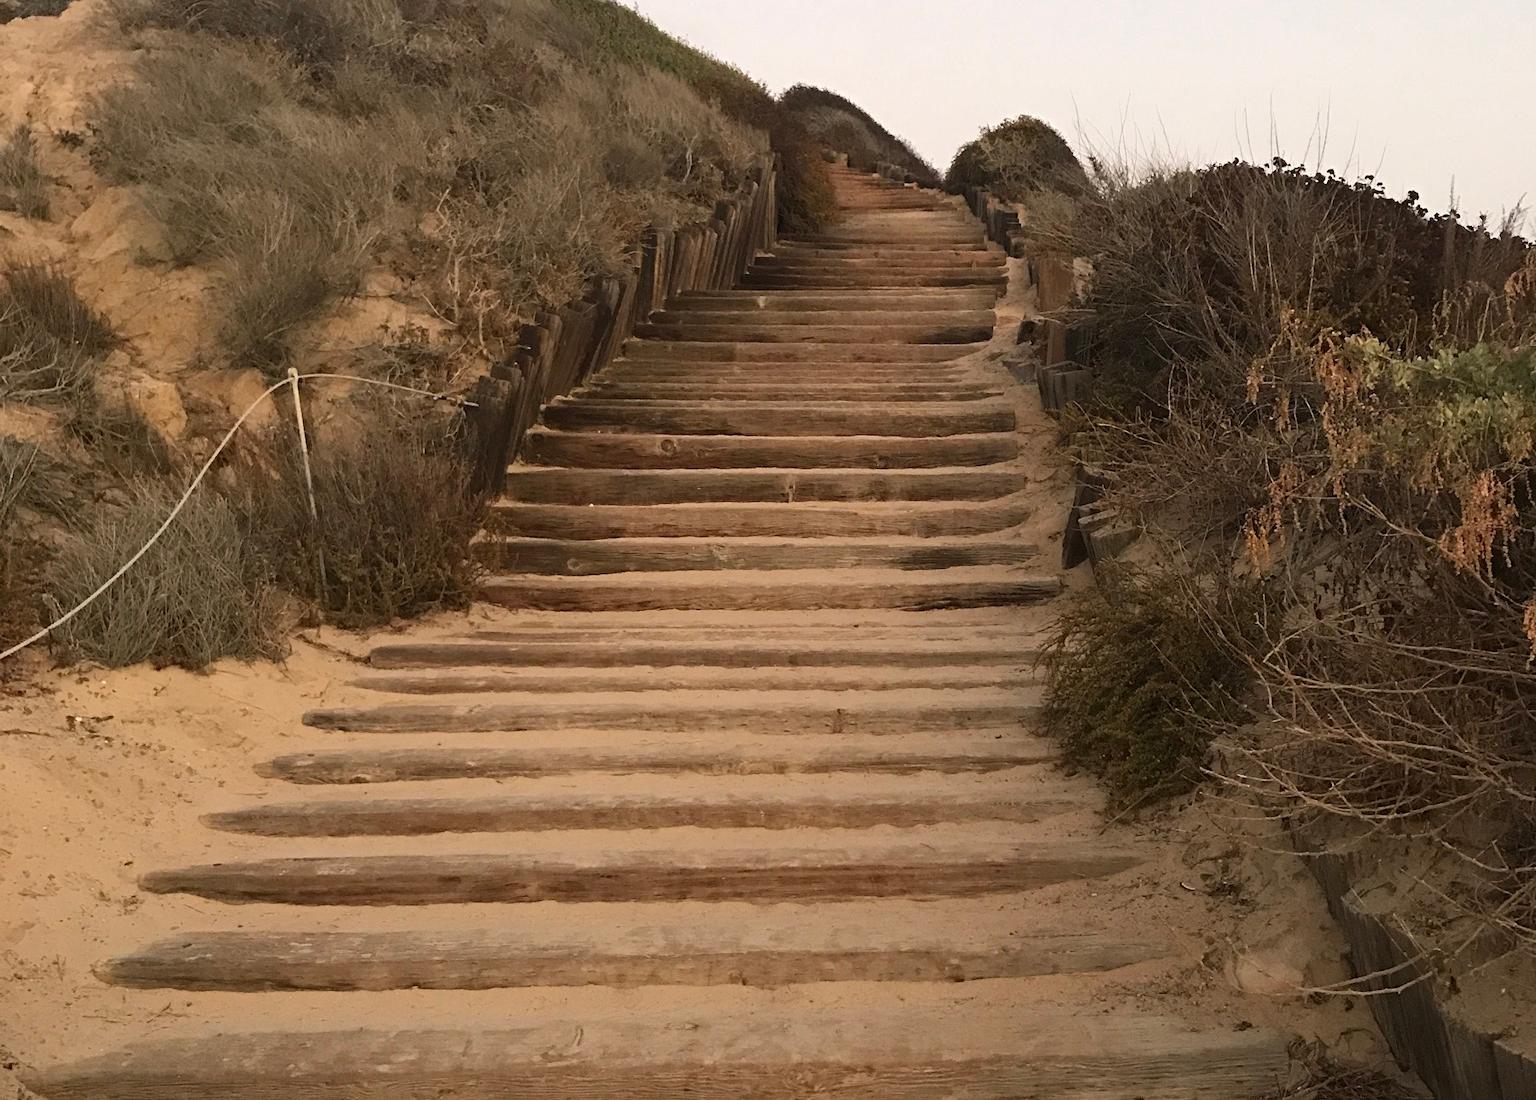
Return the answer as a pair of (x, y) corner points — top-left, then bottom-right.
(26, 167), (1294, 1098)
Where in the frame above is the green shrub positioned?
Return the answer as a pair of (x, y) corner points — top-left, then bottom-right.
(231, 415), (481, 628)
(0, 124), (49, 219)
(0, 261), (117, 404)
(1041, 568), (1256, 809)
(946, 114), (1089, 200)
(48, 480), (285, 669)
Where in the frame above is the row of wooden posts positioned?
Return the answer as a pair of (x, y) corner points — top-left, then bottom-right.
(465, 153), (779, 496)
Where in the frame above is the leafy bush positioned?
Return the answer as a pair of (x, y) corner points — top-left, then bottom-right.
(946, 114), (1089, 201)
(0, 261), (117, 404)
(0, 124), (49, 219)
(48, 480), (284, 669)
(1040, 568), (1257, 808)
(230, 414), (481, 628)
(780, 84), (938, 184)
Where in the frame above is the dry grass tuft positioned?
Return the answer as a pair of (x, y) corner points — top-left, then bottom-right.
(230, 412), (482, 629)
(947, 114), (1089, 201)
(0, 0), (72, 22)
(0, 124), (49, 219)
(48, 480), (286, 669)
(0, 261), (117, 404)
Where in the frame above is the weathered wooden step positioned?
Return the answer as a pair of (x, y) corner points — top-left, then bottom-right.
(24, 1006), (1293, 1099)
(742, 273), (1006, 291)
(472, 533), (1038, 574)
(582, 382), (1003, 401)
(648, 308), (995, 327)
(367, 633), (1034, 669)
(542, 400), (1013, 437)
(602, 362), (985, 383)
(619, 340), (982, 362)
(765, 247), (996, 262)
(673, 290), (997, 311)
(351, 661), (1034, 693)
(751, 257), (1003, 273)
(486, 494), (1031, 539)
(203, 784), (1082, 836)
(498, 467), (1022, 505)
(478, 569), (1061, 612)
(778, 236), (989, 250)
(521, 429), (1020, 470)
(632, 321), (992, 344)
(141, 839), (1140, 905)
(101, 918), (1162, 991)
(302, 686), (1041, 734)
(261, 732), (1060, 783)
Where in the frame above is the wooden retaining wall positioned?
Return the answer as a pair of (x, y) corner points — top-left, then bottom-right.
(1297, 842), (1536, 1100)
(465, 154), (778, 496)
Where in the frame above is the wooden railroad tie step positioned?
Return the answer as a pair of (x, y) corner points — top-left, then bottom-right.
(100, 918), (1167, 991)
(140, 839), (1142, 905)
(519, 429), (1023, 471)
(24, 1008), (1293, 1100)
(498, 466), (1024, 504)
(301, 687), (1044, 734)
(259, 732), (1061, 784)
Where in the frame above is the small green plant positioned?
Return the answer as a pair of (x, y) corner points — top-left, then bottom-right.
(48, 480), (285, 669)
(1040, 567), (1256, 809)
(0, 124), (49, 219)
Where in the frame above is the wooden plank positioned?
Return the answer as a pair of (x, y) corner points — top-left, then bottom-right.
(521, 429), (1020, 470)
(24, 1011), (1293, 1100)
(472, 534), (1039, 574)
(477, 571), (1062, 612)
(100, 925), (1165, 992)
(301, 688), (1043, 734)
(619, 340), (982, 362)
(632, 322), (993, 344)
(202, 788), (1084, 836)
(487, 493), (1032, 539)
(366, 636), (1037, 670)
(259, 734), (1061, 784)
(141, 841), (1143, 905)
(541, 400), (1013, 437)
(498, 467), (1021, 505)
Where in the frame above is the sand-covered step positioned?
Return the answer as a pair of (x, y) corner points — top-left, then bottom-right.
(499, 467), (1022, 505)
(261, 731), (1060, 784)
(100, 912), (1163, 991)
(673, 289), (998, 311)
(472, 533), (1038, 574)
(368, 633), (1035, 671)
(479, 568), (1059, 612)
(203, 776), (1083, 836)
(619, 340), (982, 363)
(581, 381), (1004, 402)
(521, 429), (1020, 470)
(647, 308), (996, 328)
(631, 320), (993, 344)
(140, 838), (1141, 905)
(24, 1005), (1292, 1100)
(302, 686), (1041, 734)
(486, 494), (1032, 539)
(541, 400), (1013, 437)
(350, 661), (1033, 694)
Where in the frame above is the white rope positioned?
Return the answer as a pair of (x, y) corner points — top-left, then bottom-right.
(0, 372), (479, 664)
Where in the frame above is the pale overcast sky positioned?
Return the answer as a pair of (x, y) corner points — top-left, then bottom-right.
(630, 1), (1532, 222)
